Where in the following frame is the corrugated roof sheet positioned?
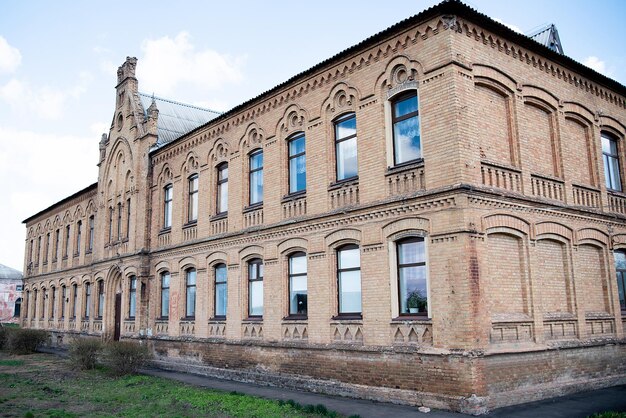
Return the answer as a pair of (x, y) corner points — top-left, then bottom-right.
(528, 24), (564, 54)
(138, 93), (221, 148)
(0, 264), (22, 280)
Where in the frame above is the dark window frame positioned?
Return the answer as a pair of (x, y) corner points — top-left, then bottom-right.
(396, 237), (428, 317)
(129, 275), (137, 319)
(75, 220), (82, 256)
(391, 91), (421, 166)
(64, 225), (70, 258)
(88, 215), (95, 252)
(334, 112), (358, 182)
(214, 263), (227, 319)
(336, 243), (362, 317)
(108, 207), (114, 242)
(185, 268), (197, 319)
(97, 280), (104, 319)
(188, 174), (199, 223)
(615, 250), (626, 312)
(288, 252), (308, 318)
(216, 163), (229, 214)
(72, 283), (77, 318)
(602, 132), (622, 192)
(287, 132), (306, 194)
(84, 282), (91, 319)
(160, 272), (170, 319)
(117, 202), (123, 240)
(248, 149), (264, 206)
(126, 198), (131, 239)
(50, 286), (56, 319)
(163, 184), (173, 229)
(61, 285), (67, 319)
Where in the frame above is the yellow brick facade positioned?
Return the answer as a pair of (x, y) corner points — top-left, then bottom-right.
(20, 2), (626, 413)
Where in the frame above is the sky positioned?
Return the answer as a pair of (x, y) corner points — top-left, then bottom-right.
(0, 0), (625, 271)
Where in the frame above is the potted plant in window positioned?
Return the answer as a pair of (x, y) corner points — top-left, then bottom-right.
(407, 290), (427, 314)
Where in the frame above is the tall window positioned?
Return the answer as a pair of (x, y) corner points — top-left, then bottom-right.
(41, 288), (46, 319)
(391, 92), (421, 165)
(126, 198), (131, 238)
(216, 163), (228, 214)
(188, 175), (199, 222)
(36, 236), (41, 264)
(28, 240), (33, 264)
(76, 220), (82, 255)
(117, 203), (122, 240)
(72, 283), (77, 318)
(602, 133), (622, 192)
(214, 264), (227, 318)
(88, 215), (95, 252)
(129, 276), (137, 318)
(44, 233), (50, 263)
(334, 113), (358, 181)
(64, 225), (70, 257)
(248, 259), (263, 317)
(84, 283), (91, 319)
(249, 150), (264, 205)
(185, 269), (196, 318)
(24, 291), (29, 318)
(54, 229), (60, 261)
(108, 207), (114, 242)
(97, 281), (104, 318)
(61, 286), (67, 319)
(160, 272), (170, 318)
(33, 290), (38, 319)
(288, 253), (307, 316)
(163, 185), (173, 228)
(50, 287), (56, 319)
(397, 237), (428, 316)
(288, 133), (306, 193)
(337, 245), (361, 315)
(614, 251), (626, 312)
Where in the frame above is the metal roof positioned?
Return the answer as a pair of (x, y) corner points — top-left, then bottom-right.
(138, 93), (221, 148)
(0, 264), (22, 280)
(528, 24), (564, 54)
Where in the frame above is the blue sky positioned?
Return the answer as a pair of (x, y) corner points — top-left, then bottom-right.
(0, 0), (624, 270)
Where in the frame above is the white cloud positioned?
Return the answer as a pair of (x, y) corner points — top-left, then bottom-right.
(0, 36), (21, 74)
(583, 56), (611, 76)
(493, 18), (523, 34)
(137, 32), (245, 96)
(0, 127), (100, 270)
(0, 72), (93, 120)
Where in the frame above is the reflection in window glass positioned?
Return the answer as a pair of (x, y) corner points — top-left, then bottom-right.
(288, 134), (306, 193)
(249, 151), (264, 205)
(335, 114), (357, 181)
(602, 134), (622, 192)
(186, 269), (196, 317)
(337, 245), (361, 314)
(289, 253), (307, 315)
(392, 93), (421, 165)
(215, 264), (228, 317)
(614, 251), (626, 311)
(161, 272), (170, 318)
(397, 238), (428, 315)
(248, 259), (263, 317)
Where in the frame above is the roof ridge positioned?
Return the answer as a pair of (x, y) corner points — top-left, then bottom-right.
(138, 92), (222, 115)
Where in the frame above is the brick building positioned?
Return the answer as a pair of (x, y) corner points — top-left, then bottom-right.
(0, 264), (23, 323)
(20, 1), (626, 413)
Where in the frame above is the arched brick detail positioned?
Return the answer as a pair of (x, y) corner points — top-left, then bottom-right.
(576, 228), (609, 245)
(278, 237), (309, 255)
(178, 256), (198, 271)
(239, 245), (264, 261)
(382, 217), (430, 239)
(535, 222), (572, 241)
(473, 64), (517, 93)
(325, 228), (361, 248)
(155, 260), (170, 274)
(123, 265), (139, 279)
(207, 251), (228, 267)
(612, 233), (626, 248)
(483, 214), (530, 236)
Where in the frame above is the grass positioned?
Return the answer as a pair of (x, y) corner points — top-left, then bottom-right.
(0, 351), (347, 417)
(588, 413), (626, 418)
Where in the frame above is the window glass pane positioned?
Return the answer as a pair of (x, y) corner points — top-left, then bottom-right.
(129, 290), (136, 317)
(399, 265), (428, 314)
(609, 157), (622, 191)
(249, 280), (263, 316)
(249, 263), (257, 280)
(216, 264), (227, 283)
(336, 138), (358, 180)
(215, 282), (227, 316)
(289, 136), (305, 155)
(250, 170), (263, 204)
(336, 115), (356, 139)
(289, 154), (306, 193)
(339, 270), (361, 313)
(187, 269), (196, 286)
(289, 275), (308, 315)
(393, 117), (421, 164)
(250, 151), (263, 170)
(394, 95), (418, 118)
(398, 240), (425, 264)
(161, 288), (169, 317)
(219, 181), (228, 212)
(219, 165), (228, 180)
(290, 254), (307, 275)
(615, 252), (626, 270)
(186, 285), (196, 317)
(617, 271), (626, 311)
(338, 247), (360, 269)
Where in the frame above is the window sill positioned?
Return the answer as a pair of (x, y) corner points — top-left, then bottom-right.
(209, 316), (226, 322)
(85, 250), (92, 255)
(282, 190), (306, 202)
(386, 159), (424, 175)
(62, 256), (68, 261)
(181, 317), (196, 321)
(283, 315), (308, 321)
(243, 317), (263, 322)
(331, 314), (362, 321)
(571, 182), (600, 192)
(211, 212), (228, 221)
(159, 227), (172, 235)
(243, 203), (263, 213)
(608, 189), (626, 197)
(480, 159), (521, 173)
(155, 317), (169, 321)
(391, 315), (431, 322)
(183, 221), (197, 229)
(328, 177), (359, 191)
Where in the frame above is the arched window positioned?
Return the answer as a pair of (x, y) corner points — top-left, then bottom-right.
(614, 250), (626, 312)
(391, 91), (421, 165)
(185, 269), (196, 318)
(249, 150), (264, 205)
(50, 286), (56, 319)
(76, 220), (82, 256)
(160, 272), (170, 318)
(336, 244), (361, 315)
(24, 291), (29, 318)
(14, 297), (22, 317)
(248, 259), (263, 317)
(334, 113), (357, 181)
(97, 281), (105, 318)
(72, 283), (78, 318)
(84, 283), (91, 319)
(396, 237), (428, 316)
(188, 175), (199, 222)
(129, 276), (137, 319)
(287, 133), (306, 194)
(64, 225), (70, 258)
(602, 132), (622, 192)
(216, 163), (228, 214)
(61, 285), (67, 319)
(108, 207), (114, 242)
(88, 215), (95, 252)
(288, 252), (307, 316)
(163, 185), (173, 228)
(126, 198), (131, 239)
(214, 264), (227, 318)
(117, 203), (123, 240)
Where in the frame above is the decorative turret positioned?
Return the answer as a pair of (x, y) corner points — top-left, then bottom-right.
(146, 95), (159, 136)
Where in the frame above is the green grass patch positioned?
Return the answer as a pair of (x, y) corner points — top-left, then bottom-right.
(0, 359), (25, 366)
(0, 351), (344, 417)
(588, 413), (626, 418)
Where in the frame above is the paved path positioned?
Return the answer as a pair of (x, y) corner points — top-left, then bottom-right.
(40, 347), (626, 417)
